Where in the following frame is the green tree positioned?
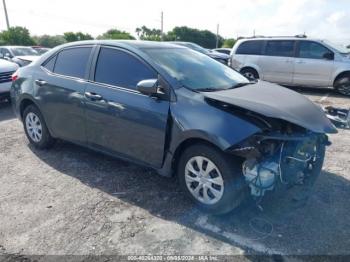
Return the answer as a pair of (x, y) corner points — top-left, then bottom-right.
(0, 26), (36, 45)
(97, 29), (135, 40)
(63, 32), (94, 42)
(136, 26), (162, 41)
(33, 35), (66, 48)
(222, 38), (236, 48)
(164, 26), (223, 48)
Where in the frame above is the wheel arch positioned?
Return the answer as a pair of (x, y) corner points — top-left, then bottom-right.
(333, 70), (350, 86)
(171, 137), (224, 176)
(19, 97), (38, 120)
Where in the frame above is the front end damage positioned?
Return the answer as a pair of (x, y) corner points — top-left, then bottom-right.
(228, 119), (330, 201)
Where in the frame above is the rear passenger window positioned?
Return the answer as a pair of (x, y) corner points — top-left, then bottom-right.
(43, 55), (56, 72)
(95, 47), (156, 90)
(54, 47), (92, 78)
(265, 41), (295, 57)
(236, 41), (263, 55)
(298, 41), (331, 59)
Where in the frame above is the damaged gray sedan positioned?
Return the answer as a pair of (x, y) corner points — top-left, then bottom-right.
(11, 41), (337, 214)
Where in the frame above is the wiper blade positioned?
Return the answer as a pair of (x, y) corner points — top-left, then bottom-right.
(196, 88), (225, 92)
(230, 82), (255, 89)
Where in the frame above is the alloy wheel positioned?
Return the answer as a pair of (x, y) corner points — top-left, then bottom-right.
(25, 112), (43, 143)
(185, 156), (224, 205)
(243, 72), (255, 80)
(337, 83), (350, 96)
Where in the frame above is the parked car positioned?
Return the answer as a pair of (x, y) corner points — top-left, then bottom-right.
(170, 41), (230, 64)
(212, 48), (232, 55)
(0, 59), (18, 100)
(11, 40), (336, 214)
(32, 46), (51, 55)
(0, 46), (40, 67)
(230, 36), (350, 96)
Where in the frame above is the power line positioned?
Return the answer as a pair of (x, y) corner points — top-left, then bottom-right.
(2, 0), (10, 29)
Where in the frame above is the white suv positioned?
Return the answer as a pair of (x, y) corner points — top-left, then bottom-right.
(230, 36), (350, 96)
(0, 59), (18, 101)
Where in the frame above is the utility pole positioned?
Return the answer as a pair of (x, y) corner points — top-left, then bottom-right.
(216, 24), (219, 48)
(160, 11), (164, 41)
(2, 0), (10, 30)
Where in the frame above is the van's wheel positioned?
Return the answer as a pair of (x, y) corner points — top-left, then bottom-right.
(240, 68), (259, 81)
(178, 144), (248, 215)
(334, 75), (350, 96)
(23, 104), (55, 149)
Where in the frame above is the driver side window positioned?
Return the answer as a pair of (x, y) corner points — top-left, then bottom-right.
(299, 41), (332, 60)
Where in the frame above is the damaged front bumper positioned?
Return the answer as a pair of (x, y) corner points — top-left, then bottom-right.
(229, 132), (329, 199)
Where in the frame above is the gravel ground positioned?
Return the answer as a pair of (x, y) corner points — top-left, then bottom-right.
(0, 87), (349, 260)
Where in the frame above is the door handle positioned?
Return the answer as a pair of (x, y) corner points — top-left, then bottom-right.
(85, 92), (103, 101)
(296, 60), (306, 64)
(35, 79), (47, 86)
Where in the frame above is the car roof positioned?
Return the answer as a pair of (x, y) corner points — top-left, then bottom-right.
(1, 46), (35, 49)
(238, 37), (323, 42)
(57, 40), (185, 50)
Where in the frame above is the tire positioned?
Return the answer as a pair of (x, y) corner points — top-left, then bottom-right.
(23, 104), (55, 149)
(177, 144), (249, 215)
(240, 68), (259, 81)
(334, 75), (350, 96)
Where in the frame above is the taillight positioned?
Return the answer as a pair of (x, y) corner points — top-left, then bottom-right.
(11, 70), (19, 81)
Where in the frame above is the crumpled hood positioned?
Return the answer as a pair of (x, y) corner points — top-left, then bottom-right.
(203, 81), (337, 134)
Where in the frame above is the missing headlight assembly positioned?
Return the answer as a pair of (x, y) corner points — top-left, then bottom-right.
(230, 131), (329, 199)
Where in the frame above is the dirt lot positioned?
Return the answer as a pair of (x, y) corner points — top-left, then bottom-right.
(0, 87), (349, 260)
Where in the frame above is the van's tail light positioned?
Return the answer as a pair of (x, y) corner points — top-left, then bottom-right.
(11, 70), (19, 81)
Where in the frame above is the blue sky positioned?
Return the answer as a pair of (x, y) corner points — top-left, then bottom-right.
(1, 0), (349, 45)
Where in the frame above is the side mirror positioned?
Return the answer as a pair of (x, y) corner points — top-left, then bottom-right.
(137, 79), (165, 98)
(323, 52), (334, 60)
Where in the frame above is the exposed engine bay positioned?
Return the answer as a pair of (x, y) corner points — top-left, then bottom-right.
(229, 113), (329, 199)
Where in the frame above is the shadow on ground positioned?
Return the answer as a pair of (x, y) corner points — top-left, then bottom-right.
(29, 140), (350, 256)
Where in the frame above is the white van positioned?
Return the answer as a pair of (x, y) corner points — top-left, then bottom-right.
(230, 36), (350, 96)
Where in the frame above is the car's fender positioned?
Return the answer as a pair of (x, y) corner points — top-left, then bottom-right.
(168, 88), (261, 153)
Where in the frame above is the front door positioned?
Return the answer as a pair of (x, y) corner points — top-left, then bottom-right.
(293, 41), (334, 87)
(84, 46), (170, 168)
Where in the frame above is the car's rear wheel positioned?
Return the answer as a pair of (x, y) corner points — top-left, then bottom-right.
(240, 68), (259, 81)
(23, 105), (55, 149)
(178, 144), (248, 215)
(334, 75), (350, 96)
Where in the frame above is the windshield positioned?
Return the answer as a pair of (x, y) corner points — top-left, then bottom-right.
(322, 40), (350, 54)
(11, 47), (39, 56)
(143, 48), (249, 91)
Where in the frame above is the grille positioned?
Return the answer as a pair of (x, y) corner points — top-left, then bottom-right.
(0, 71), (14, 84)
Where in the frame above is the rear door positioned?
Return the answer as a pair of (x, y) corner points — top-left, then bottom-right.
(36, 46), (94, 144)
(84, 46), (170, 168)
(258, 40), (296, 84)
(293, 40), (334, 87)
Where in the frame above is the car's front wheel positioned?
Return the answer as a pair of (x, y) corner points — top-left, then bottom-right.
(178, 144), (248, 215)
(240, 68), (259, 81)
(23, 104), (55, 149)
(334, 75), (350, 96)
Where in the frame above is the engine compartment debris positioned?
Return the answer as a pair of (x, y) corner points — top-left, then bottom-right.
(324, 106), (350, 129)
